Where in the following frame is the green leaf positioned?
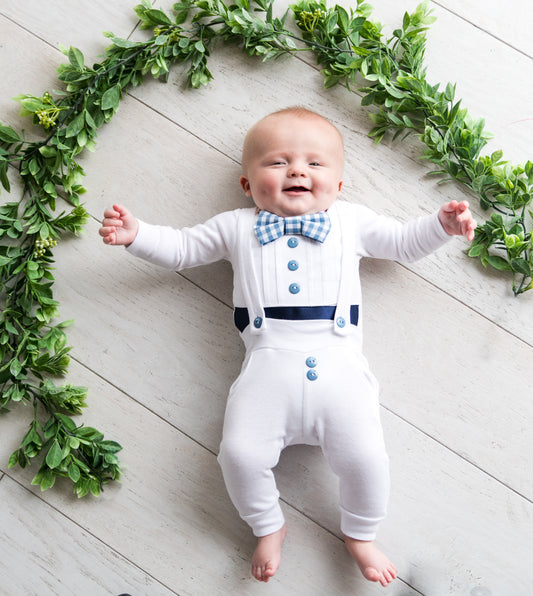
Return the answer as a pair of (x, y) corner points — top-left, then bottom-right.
(0, 124), (21, 144)
(444, 82), (455, 102)
(65, 111), (85, 138)
(145, 8), (173, 26)
(8, 450), (19, 469)
(336, 5), (350, 34)
(89, 479), (102, 497)
(510, 257), (531, 276)
(55, 412), (78, 432)
(39, 145), (57, 158)
(32, 468), (56, 491)
(107, 36), (142, 49)
(68, 47), (85, 70)
(45, 439), (64, 469)
(468, 243), (485, 258)
(68, 462), (81, 482)
(9, 358), (22, 377)
(43, 182), (58, 198)
(0, 160), (10, 192)
(100, 84), (121, 111)
(75, 478), (90, 498)
(486, 255), (512, 271)
(99, 440), (123, 453)
(17, 97), (44, 113)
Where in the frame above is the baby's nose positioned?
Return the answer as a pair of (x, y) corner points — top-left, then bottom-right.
(288, 165), (306, 177)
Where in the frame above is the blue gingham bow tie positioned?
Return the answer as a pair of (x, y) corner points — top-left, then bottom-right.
(254, 210), (331, 245)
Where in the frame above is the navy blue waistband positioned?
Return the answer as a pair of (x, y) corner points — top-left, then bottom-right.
(234, 305), (359, 332)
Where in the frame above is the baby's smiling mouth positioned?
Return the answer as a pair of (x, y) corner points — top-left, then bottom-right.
(284, 186), (309, 193)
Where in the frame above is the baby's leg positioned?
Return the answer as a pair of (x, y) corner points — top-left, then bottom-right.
(218, 421), (287, 581)
(317, 355), (396, 584)
(218, 348), (297, 579)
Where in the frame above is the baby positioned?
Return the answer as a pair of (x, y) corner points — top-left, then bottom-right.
(99, 107), (476, 587)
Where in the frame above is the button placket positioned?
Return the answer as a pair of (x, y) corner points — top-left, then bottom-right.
(305, 356), (318, 381)
(287, 237), (302, 297)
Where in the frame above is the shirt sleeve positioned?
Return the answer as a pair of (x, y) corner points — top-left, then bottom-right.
(355, 205), (451, 262)
(126, 210), (238, 270)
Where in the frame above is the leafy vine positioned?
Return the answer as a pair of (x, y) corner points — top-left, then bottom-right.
(0, 0), (531, 496)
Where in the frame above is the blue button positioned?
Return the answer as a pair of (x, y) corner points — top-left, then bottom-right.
(306, 356), (317, 368)
(289, 283), (300, 294)
(306, 370), (318, 381)
(287, 237), (299, 248)
(288, 260), (299, 271)
(253, 317), (263, 328)
(336, 316), (346, 328)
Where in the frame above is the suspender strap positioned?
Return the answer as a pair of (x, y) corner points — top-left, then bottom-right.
(333, 202), (356, 336)
(236, 210), (265, 334)
(234, 305), (359, 333)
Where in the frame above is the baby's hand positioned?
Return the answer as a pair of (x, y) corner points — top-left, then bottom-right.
(438, 200), (477, 242)
(99, 204), (139, 246)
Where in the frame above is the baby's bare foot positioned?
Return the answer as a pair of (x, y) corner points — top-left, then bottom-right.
(344, 536), (397, 587)
(251, 525), (287, 582)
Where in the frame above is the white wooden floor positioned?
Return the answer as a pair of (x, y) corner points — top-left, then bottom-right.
(1, 1), (532, 595)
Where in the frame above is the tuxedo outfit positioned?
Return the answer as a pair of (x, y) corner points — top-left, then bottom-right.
(127, 200), (449, 539)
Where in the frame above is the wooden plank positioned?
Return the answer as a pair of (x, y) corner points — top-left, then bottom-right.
(431, 0), (532, 57)
(0, 0), (140, 64)
(0, 363), (416, 596)
(0, 476), (177, 596)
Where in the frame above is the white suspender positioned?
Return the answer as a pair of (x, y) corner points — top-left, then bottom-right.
(237, 209), (266, 334)
(333, 202), (355, 336)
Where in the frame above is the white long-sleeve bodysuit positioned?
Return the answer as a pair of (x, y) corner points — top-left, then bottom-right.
(127, 200), (450, 540)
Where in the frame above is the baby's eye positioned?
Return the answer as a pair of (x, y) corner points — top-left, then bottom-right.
(309, 161), (321, 167)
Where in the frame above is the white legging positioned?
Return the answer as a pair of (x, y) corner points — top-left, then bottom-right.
(218, 322), (390, 540)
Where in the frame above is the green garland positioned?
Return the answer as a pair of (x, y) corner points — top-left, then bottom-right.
(0, 0), (531, 496)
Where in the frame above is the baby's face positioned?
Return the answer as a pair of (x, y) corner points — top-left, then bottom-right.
(240, 114), (344, 217)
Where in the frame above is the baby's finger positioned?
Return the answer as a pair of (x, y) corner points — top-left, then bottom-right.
(102, 217), (123, 227)
(103, 207), (120, 219)
(102, 231), (117, 245)
(99, 225), (116, 237)
(457, 207), (473, 222)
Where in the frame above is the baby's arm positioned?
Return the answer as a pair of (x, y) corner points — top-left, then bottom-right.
(438, 200), (477, 241)
(99, 204), (139, 246)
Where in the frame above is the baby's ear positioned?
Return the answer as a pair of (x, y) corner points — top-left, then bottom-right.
(240, 175), (252, 196)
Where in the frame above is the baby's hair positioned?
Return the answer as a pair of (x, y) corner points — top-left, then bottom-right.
(270, 105), (335, 123)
